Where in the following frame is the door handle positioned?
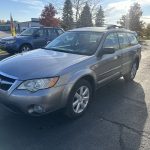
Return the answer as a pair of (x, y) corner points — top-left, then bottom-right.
(114, 55), (121, 60)
(114, 56), (118, 60)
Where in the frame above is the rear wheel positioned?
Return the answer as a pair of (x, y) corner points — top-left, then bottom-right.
(20, 44), (32, 53)
(65, 79), (92, 119)
(123, 61), (138, 82)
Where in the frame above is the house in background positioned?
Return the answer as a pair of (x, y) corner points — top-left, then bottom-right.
(0, 18), (42, 33)
(18, 18), (42, 32)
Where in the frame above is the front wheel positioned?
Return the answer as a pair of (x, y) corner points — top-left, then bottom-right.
(65, 80), (92, 119)
(20, 44), (32, 53)
(123, 61), (138, 82)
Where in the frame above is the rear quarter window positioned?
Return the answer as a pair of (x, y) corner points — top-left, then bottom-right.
(127, 33), (138, 46)
(57, 29), (64, 35)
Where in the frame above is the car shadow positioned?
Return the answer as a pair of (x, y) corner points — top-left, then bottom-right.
(0, 78), (147, 150)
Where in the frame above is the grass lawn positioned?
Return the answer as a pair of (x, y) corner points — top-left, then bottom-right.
(0, 49), (6, 54)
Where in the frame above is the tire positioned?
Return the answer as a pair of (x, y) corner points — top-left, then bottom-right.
(65, 79), (92, 119)
(20, 44), (32, 53)
(123, 60), (138, 82)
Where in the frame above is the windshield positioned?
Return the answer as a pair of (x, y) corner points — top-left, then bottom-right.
(45, 31), (103, 55)
(20, 28), (38, 36)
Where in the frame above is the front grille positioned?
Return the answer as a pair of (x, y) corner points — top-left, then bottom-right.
(0, 74), (16, 91)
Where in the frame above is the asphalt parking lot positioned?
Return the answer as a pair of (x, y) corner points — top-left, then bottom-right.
(0, 41), (150, 150)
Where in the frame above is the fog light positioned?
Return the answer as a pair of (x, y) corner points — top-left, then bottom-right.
(28, 105), (45, 114)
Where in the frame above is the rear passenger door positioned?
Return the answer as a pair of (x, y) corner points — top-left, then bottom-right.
(117, 32), (137, 75)
(33, 29), (47, 48)
(96, 32), (122, 84)
(47, 28), (58, 43)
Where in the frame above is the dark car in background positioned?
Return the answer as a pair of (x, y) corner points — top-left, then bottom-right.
(0, 27), (64, 54)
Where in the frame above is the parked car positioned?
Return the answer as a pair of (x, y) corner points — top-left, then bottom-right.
(0, 27), (64, 54)
(0, 26), (141, 118)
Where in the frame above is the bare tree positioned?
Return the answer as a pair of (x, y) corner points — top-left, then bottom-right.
(71, 0), (87, 22)
(71, 0), (101, 22)
(88, 0), (101, 18)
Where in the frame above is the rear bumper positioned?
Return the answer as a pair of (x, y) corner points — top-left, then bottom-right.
(0, 85), (66, 116)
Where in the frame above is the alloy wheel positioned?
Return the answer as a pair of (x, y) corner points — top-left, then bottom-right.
(131, 62), (137, 79)
(72, 86), (90, 114)
(21, 45), (31, 52)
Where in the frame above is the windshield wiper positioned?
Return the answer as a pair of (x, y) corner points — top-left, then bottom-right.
(43, 47), (72, 53)
(43, 47), (89, 55)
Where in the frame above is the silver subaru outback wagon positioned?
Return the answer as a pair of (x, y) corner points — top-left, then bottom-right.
(0, 26), (141, 118)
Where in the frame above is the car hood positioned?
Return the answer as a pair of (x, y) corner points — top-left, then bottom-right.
(2, 35), (30, 41)
(0, 49), (90, 80)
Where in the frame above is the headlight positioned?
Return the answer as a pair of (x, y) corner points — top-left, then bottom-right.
(6, 40), (16, 44)
(18, 77), (59, 92)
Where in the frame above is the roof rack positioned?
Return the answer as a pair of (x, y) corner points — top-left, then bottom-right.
(106, 25), (124, 30)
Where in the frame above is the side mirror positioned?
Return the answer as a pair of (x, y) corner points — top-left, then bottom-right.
(102, 47), (115, 55)
(47, 41), (51, 45)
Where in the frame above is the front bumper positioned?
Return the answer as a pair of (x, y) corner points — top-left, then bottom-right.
(0, 85), (66, 115)
(0, 43), (19, 53)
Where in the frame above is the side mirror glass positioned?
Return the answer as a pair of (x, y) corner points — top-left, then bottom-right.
(102, 47), (115, 55)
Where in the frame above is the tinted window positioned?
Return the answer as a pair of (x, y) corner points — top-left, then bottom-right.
(47, 29), (53, 37)
(103, 33), (119, 50)
(127, 33), (138, 45)
(52, 30), (58, 38)
(118, 32), (130, 49)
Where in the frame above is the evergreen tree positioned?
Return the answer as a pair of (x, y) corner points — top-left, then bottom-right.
(62, 0), (74, 30)
(118, 3), (144, 35)
(118, 14), (129, 28)
(95, 6), (105, 27)
(129, 3), (143, 33)
(77, 3), (93, 27)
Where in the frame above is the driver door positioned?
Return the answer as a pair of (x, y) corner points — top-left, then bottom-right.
(96, 32), (122, 84)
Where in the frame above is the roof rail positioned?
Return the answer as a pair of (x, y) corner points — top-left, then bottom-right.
(106, 25), (124, 29)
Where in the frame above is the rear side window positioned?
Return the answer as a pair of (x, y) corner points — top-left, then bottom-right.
(118, 32), (130, 49)
(57, 29), (64, 35)
(103, 32), (120, 50)
(36, 29), (44, 37)
(127, 33), (138, 46)
(47, 29), (58, 39)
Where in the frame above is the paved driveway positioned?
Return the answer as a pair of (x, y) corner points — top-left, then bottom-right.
(0, 41), (150, 150)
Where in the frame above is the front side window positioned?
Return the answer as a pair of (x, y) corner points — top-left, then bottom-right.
(118, 32), (130, 49)
(103, 32), (120, 50)
(127, 33), (138, 46)
(45, 31), (103, 55)
(20, 28), (38, 36)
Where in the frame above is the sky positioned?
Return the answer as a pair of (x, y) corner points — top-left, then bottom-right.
(0, 0), (150, 24)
